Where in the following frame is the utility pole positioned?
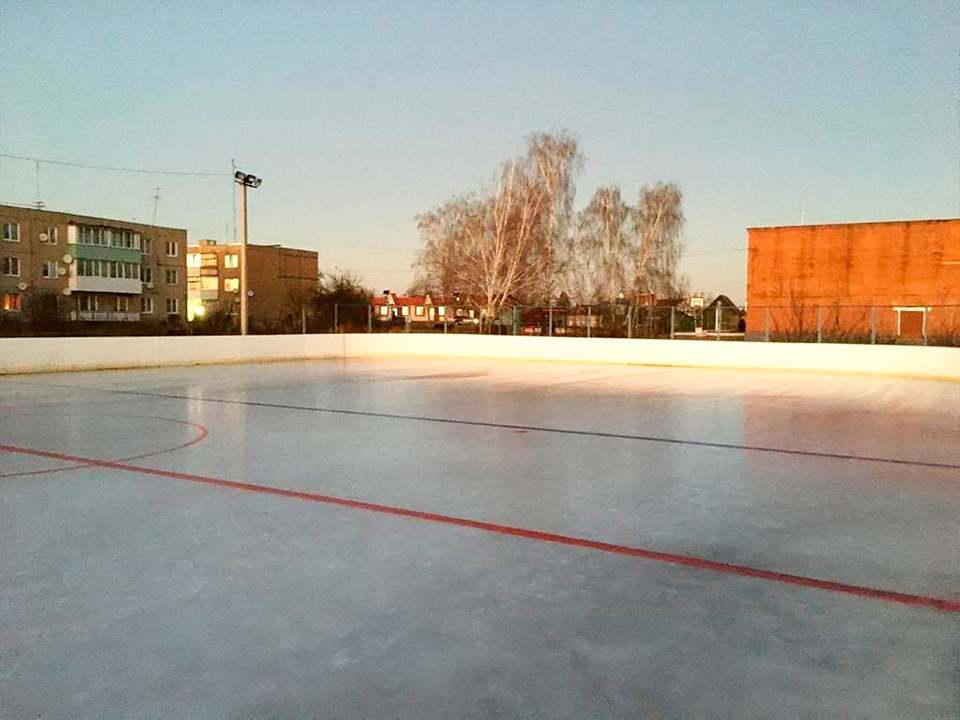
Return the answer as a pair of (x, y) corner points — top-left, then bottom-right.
(240, 182), (248, 335)
(151, 188), (161, 225)
(233, 170), (262, 336)
(231, 159), (237, 244)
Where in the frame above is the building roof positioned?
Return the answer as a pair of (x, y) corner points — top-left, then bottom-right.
(0, 204), (186, 233)
(372, 293), (429, 306)
(186, 241), (317, 255)
(747, 218), (959, 231)
(707, 294), (739, 309)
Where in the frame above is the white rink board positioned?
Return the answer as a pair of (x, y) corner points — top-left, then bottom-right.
(0, 333), (957, 381)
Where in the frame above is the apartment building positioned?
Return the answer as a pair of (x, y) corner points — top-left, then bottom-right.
(186, 240), (318, 327)
(0, 205), (187, 323)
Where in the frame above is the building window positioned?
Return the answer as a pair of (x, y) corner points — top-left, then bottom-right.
(42, 226), (58, 244)
(2, 223), (19, 242)
(224, 254), (239, 268)
(43, 261), (59, 278)
(116, 296), (129, 312)
(186, 253), (201, 268)
(379, 305), (389, 316)
(79, 226), (106, 245)
(187, 277), (202, 290)
(166, 241), (179, 257)
(201, 254), (218, 268)
(2, 292), (21, 311)
(76, 295), (97, 312)
(141, 237), (153, 255)
(200, 276), (218, 290)
(111, 230), (135, 248)
(1, 257), (20, 276)
(141, 267), (153, 284)
(77, 258), (102, 277)
(224, 277), (239, 292)
(438, 305), (445, 317)
(141, 296), (153, 314)
(166, 297), (178, 314)
(415, 306), (424, 317)
(401, 306), (410, 316)
(166, 269), (178, 285)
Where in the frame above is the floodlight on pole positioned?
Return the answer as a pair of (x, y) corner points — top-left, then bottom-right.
(233, 169), (262, 335)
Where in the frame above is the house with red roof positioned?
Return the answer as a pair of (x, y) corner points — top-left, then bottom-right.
(372, 291), (441, 324)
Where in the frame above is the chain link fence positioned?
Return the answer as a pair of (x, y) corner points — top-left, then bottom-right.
(304, 302), (959, 346)
(4, 301), (957, 346)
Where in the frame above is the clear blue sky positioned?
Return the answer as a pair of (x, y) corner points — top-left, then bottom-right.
(1, 0), (957, 303)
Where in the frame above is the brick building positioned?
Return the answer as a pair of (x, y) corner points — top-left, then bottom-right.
(186, 240), (318, 329)
(746, 219), (960, 342)
(0, 205), (186, 324)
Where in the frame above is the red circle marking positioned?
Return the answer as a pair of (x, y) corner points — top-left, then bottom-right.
(0, 414), (209, 478)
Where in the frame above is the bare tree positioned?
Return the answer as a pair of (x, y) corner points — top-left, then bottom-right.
(526, 131), (583, 302)
(633, 182), (686, 298)
(464, 158), (546, 320)
(575, 185), (633, 303)
(412, 196), (477, 299)
(412, 157), (546, 321)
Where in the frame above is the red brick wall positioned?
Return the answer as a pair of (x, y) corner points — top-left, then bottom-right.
(746, 219), (960, 339)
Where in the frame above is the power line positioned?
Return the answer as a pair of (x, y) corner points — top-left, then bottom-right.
(0, 152), (228, 177)
(336, 244), (419, 252)
(337, 245), (747, 257)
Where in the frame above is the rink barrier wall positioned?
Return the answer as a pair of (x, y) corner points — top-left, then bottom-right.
(0, 333), (957, 381)
(0, 335), (343, 375)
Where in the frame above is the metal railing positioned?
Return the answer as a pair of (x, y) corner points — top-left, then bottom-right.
(5, 301), (956, 346)
(304, 302), (960, 346)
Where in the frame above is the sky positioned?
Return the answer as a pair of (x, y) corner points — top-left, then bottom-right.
(0, 0), (957, 304)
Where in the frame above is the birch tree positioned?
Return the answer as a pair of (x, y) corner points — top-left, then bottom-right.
(576, 185), (633, 303)
(633, 182), (686, 298)
(526, 131), (583, 301)
(412, 157), (546, 320)
(412, 196), (478, 299)
(463, 158), (546, 319)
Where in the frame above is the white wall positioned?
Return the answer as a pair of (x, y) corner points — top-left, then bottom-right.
(0, 334), (342, 374)
(343, 335), (960, 381)
(1, 333), (957, 381)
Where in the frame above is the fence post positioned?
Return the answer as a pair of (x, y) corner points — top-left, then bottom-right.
(548, 301), (554, 337)
(816, 306), (822, 343)
(367, 305), (372, 333)
(670, 306), (675, 340)
(443, 315), (447, 334)
(870, 306), (876, 344)
(764, 307), (770, 342)
(716, 306), (721, 340)
(513, 306), (518, 335)
(627, 305), (632, 339)
(922, 308), (928, 346)
(301, 305), (306, 334)
(333, 303), (338, 333)
(405, 314), (410, 332)
(587, 306), (591, 339)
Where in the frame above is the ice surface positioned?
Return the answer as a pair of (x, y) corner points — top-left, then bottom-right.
(1, 358), (958, 718)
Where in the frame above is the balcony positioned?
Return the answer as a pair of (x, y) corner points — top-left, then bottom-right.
(69, 276), (142, 294)
(71, 311), (142, 322)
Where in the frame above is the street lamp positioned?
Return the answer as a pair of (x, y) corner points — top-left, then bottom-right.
(233, 170), (262, 335)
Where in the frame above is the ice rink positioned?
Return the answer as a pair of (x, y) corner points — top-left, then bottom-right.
(1, 357), (958, 719)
